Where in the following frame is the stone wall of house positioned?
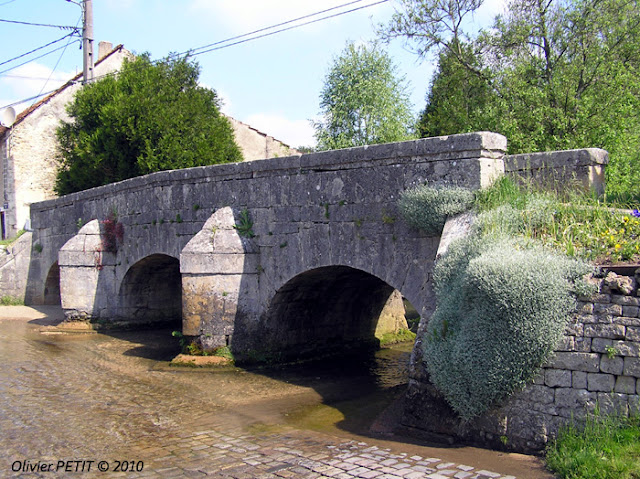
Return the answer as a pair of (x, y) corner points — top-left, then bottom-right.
(0, 45), (131, 238)
(227, 116), (298, 161)
(403, 269), (640, 453)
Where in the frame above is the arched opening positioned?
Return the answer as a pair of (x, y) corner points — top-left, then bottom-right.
(118, 254), (182, 328)
(250, 266), (422, 437)
(43, 262), (61, 305)
(259, 266), (417, 361)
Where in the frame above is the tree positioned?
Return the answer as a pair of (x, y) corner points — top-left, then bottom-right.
(417, 41), (495, 138)
(55, 54), (242, 195)
(314, 41), (415, 150)
(383, 0), (640, 199)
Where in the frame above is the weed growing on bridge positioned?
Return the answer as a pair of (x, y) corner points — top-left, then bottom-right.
(100, 212), (124, 254)
(398, 184), (475, 234)
(234, 209), (255, 238)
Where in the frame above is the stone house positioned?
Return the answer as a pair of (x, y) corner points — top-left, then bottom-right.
(0, 43), (295, 240)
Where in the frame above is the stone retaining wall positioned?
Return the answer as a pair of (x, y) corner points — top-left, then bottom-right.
(403, 269), (640, 452)
(0, 232), (31, 301)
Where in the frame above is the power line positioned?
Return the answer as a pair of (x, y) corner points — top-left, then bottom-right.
(32, 15), (82, 106)
(174, 0), (379, 58)
(0, 31), (79, 68)
(0, 17), (77, 29)
(0, 0), (19, 6)
(0, 39), (81, 76)
(1, 87), (63, 109)
(1, 0), (389, 109)
(189, 0), (389, 58)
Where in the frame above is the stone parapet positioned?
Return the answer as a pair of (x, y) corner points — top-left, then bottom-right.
(504, 148), (608, 195)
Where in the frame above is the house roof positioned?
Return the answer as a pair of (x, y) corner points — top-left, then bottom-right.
(0, 44), (127, 137)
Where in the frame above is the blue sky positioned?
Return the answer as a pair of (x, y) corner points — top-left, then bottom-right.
(0, 0), (504, 148)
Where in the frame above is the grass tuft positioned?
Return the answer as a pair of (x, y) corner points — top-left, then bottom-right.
(546, 413), (640, 479)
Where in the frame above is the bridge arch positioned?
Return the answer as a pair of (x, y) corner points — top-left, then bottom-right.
(256, 265), (414, 361)
(117, 253), (182, 327)
(43, 262), (61, 305)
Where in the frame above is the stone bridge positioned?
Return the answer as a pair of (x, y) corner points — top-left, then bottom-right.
(24, 131), (625, 452)
(28, 132), (511, 357)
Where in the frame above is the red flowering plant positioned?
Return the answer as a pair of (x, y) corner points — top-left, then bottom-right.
(100, 211), (124, 254)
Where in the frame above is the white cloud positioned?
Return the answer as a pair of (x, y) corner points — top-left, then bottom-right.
(244, 112), (316, 148)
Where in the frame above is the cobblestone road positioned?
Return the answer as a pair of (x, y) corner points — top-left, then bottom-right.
(0, 308), (551, 479)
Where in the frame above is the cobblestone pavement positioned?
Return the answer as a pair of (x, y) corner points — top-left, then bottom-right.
(1, 309), (550, 479)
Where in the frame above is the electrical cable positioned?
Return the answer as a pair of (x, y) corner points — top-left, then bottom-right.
(32, 14), (82, 106)
(172, 0), (378, 58)
(1, 87), (62, 110)
(0, 17), (77, 29)
(0, 31), (79, 68)
(190, 0), (389, 58)
(0, 39), (81, 76)
(1, 0), (388, 108)
(0, 0), (19, 6)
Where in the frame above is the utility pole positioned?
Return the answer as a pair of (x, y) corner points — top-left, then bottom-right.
(82, 0), (94, 84)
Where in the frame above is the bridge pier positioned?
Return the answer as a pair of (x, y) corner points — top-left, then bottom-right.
(58, 220), (118, 320)
(181, 207), (260, 350)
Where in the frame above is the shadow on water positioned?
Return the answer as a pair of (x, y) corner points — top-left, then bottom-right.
(242, 342), (423, 440)
(103, 328), (182, 362)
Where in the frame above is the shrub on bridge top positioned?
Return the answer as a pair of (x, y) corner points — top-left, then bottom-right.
(55, 54), (242, 195)
(425, 235), (593, 420)
(398, 184), (475, 235)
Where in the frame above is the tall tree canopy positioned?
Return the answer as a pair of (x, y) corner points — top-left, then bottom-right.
(314, 41), (415, 150)
(382, 0), (640, 198)
(55, 54), (242, 195)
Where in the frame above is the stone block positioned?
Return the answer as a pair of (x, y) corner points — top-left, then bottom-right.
(626, 327), (640, 342)
(596, 392), (630, 416)
(623, 357), (640, 378)
(587, 373), (615, 392)
(545, 369), (572, 388)
(572, 371), (587, 389)
(614, 376), (637, 394)
(591, 337), (613, 353)
(521, 384), (555, 404)
(623, 306), (640, 318)
(554, 388), (597, 409)
(612, 295), (640, 306)
(576, 301), (594, 314)
(600, 355), (624, 375)
(586, 293), (610, 304)
(564, 321), (584, 336)
(613, 316), (640, 326)
(615, 341), (640, 357)
(549, 352), (600, 372)
(584, 323), (626, 339)
(593, 303), (623, 316)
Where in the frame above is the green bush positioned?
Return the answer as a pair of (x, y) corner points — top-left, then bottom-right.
(425, 236), (593, 420)
(398, 184), (475, 235)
